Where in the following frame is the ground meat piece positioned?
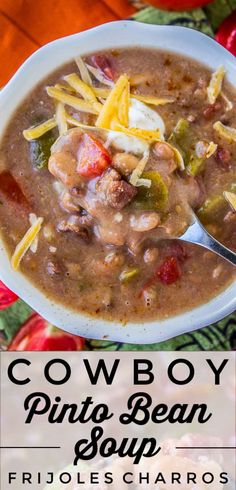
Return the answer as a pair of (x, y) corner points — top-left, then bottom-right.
(57, 216), (90, 241)
(183, 175), (206, 209)
(96, 168), (137, 210)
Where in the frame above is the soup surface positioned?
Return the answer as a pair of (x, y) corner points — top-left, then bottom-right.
(0, 48), (235, 322)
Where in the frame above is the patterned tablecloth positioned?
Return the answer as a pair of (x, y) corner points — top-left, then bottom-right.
(0, 0), (235, 350)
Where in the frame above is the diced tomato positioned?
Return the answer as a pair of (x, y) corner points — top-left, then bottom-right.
(8, 313), (85, 351)
(91, 54), (115, 81)
(216, 12), (236, 56)
(77, 133), (111, 178)
(0, 281), (18, 310)
(0, 171), (29, 208)
(157, 256), (181, 285)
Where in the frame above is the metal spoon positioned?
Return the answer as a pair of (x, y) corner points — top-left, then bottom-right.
(177, 212), (236, 266)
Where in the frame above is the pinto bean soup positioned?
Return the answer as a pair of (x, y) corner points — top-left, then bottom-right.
(0, 49), (235, 322)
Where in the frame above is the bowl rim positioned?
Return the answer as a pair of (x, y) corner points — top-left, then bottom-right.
(0, 20), (235, 344)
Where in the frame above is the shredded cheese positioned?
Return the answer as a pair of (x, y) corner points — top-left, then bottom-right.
(129, 150), (150, 186)
(96, 75), (129, 129)
(75, 56), (92, 86)
(64, 73), (102, 113)
(29, 213), (39, 253)
(93, 87), (110, 98)
(23, 118), (57, 141)
(133, 95), (174, 106)
(118, 80), (130, 127)
(136, 178), (152, 188)
(55, 102), (68, 136)
(11, 217), (43, 271)
(213, 121), (236, 143)
(224, 191), (236, 211)
(46, 87), (99, 115)
(206, 141), (218, 158)
(111, 121), (161, 142)
(221, 92), (233, 112)
(207, 65), (225, 105)
(93, 88), (174, 107)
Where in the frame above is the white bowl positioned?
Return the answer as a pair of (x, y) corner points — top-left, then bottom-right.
(0, 21), (235, 344)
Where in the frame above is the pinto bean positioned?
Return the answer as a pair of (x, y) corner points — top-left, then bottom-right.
(153, 142), (174, 160)
(143, 247), (159, 264)
(112, 152), (139, 177)
(130, 213), (160, 232)
(48, 152), (81, 188)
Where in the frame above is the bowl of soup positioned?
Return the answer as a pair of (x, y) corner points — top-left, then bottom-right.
(0, 21), (235, 344)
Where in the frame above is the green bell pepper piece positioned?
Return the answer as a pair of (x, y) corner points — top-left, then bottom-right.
(134, 171), (168, 211)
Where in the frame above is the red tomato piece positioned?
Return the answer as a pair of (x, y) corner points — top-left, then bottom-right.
(77, 133), (111, 178)
(91, 54), (115, 81)
(147, 0), (212, 11)
(0, 171), (29, 208)
(8, 313), (85, 351)
(0, 281), (18, 310)
(157, 256), (181, 285)
(216, 12), (236, 56)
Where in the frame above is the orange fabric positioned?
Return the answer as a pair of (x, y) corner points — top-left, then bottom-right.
(0, 0), (136, 86)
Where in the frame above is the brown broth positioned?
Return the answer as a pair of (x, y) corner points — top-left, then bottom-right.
(0, 48), (235, 323)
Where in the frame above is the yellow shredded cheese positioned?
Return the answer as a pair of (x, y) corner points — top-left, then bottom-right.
(23, 118), (57, 141)
(207, 65), (225, 105)
(54, 83), (76, 94)
(65, 114), (100, 132)
(55, 102), (68, 136)
(93, 87), (110, 98)
(93, 88), (174, 107)
(75, 56), (92, 86)
(129, 150), (150, 186)
(118, 80), (130, 127)
(213, 121), (236, 143)
(46, 87), (99, 115)
(224, 191), (236, 211)
(133, 95), (175, 106)
(64, 73), (102, 113)
(11, 217), (43, 271)
(29, 213), (39, 253)
(111, 120), (161, 142)
(96, 75), (129, 129)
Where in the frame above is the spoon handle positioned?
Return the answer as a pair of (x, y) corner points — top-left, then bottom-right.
(179, 217), (236, 266)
